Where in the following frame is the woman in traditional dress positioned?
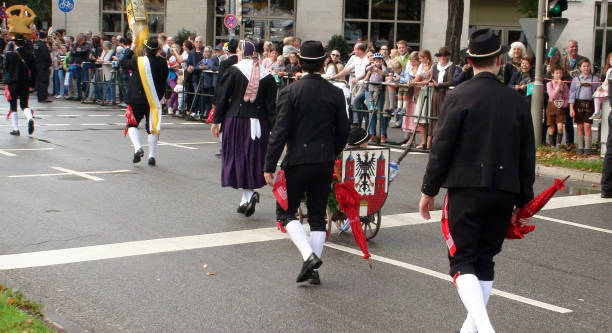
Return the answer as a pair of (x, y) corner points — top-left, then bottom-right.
(211, 39), (277, 217)
(429, 46), (456, 142)
(413, 50), (433, 149)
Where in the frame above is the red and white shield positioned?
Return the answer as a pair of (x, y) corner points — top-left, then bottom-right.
(341, 148), (390, 216)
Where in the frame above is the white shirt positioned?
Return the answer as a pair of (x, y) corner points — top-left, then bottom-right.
(345, 54), (369, 79)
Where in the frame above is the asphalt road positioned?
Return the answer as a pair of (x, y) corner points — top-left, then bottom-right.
(1, 97), (611, 333)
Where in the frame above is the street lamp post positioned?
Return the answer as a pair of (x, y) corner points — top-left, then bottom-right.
(531, 0), (547, 147)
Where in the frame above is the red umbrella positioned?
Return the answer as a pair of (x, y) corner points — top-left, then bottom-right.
(506, 176), (569, 239)
(335, 182), (372, 267)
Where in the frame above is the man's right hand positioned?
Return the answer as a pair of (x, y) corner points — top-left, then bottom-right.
(187, 65), (194, 73)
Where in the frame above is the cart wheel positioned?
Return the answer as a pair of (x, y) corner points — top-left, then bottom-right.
(297, 205), (305, 223)
(361, 211), (381, 240)
(325, 206), (333, 234)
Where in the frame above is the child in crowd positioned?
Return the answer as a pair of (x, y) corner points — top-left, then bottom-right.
(174, 76), (184, 116)
(364, 53), (388, 142)
(591, 52), (612, 120)
(546, 67), (569, 148)
(569, 58), (600, 155)
(347, 127), (371, 149)
(385, 60), (403, 125)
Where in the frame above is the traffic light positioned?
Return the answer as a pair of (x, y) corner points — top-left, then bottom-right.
(548, 0), (568, 18)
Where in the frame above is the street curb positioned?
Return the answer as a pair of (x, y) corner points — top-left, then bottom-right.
(536, 164), (601, 184)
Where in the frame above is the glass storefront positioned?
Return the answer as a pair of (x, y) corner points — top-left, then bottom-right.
(101, 0), (166, 36)
(214, 0), (295, 46)
(344, 0), (423, 48)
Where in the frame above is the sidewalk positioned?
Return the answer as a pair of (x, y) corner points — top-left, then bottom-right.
(536, 163), (602, 183)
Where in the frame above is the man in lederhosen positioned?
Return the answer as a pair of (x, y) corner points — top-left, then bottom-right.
(419, 29), (535, 333)
(264, 41), (349, 284)
(120, 37), (168, 166)
(4, 34), (36, 136)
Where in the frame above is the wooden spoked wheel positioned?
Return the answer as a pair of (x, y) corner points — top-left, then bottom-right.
(361, 211), (382, 240)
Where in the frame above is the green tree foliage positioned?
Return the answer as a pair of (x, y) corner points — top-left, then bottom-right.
(174, 28), (194, 48)
(325, 35), (352, 62)
(6, 0), (51, 28)
(516, 0), (538, 18)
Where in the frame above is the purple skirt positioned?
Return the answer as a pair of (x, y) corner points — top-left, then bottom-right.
(221, 117), (269, 190)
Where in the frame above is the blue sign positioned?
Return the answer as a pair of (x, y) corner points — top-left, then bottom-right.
(58, 0), (74, 13)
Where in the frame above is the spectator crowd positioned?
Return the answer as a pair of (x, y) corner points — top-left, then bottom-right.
(2, 28), (609, 155)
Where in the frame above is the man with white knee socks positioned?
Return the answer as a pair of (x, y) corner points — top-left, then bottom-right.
(419, 29), (535, 332)
(5, 34), (36, 136)
(264, 41), (349, 284)
(120, 37), (168, 166)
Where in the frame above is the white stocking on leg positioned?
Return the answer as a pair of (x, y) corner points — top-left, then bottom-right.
(148, 134), (159, 158)
(240, 190), (254, 205)
(127, 127), (142, 152)
(23, 108), (33, 121)
(456, 274), (495, 333)
(285, 220), (313, 261)
(10, 112), (18, 130)
(309, 231), (326, 258)
(594, 97), (602, 116)
(460, 280), (494, 333)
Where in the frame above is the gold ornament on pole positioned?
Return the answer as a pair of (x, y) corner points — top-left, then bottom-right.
(6, 5), (36, 38)
(126, 0), (149, 55)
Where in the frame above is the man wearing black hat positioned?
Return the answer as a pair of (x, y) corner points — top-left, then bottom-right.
(4, 34), (37, 136)
(419, 29), (535, 333)
(120, 37), (168, 166)
(33, 31), (52, 103)
(264, 40), (349, 284)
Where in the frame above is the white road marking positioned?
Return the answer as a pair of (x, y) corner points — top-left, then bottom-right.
(533, 215), (612, 234)
(325, 243), (573, 314)
(8, 167), (130, 181)
(43, 123), (71, 126)
(0, 225), (572, 314)
(87, 114), (112, 117)
(157, 141), (197, 150)
(382, 194), (612, 231)
(0, 148), (54, 157)
(80, 123), (111, 126)
(56, 115), (80, 118)
(180, 122), (202, 125)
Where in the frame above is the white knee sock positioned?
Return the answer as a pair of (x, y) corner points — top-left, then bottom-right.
(240, 190), (254, 205)
(23, 108), (33, 121)
(456, 274), (495, 333)
(594, 97), (602, 115)
(460, 280), (494, 333)
(127, 127), (141, 152)
(285, 220), (313, 261)
(148, 134), (158, 158)
(310, 231), (326, 257)
(10, 112), (18, 130)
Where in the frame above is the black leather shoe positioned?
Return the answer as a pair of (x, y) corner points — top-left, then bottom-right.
(602, 192), (612, 198)
(296, 253), (322, 283)
(308, 270), (321, 285)
(244, 192), (260, 217)
(133, 148), (144, 163)
(148, 157), (156, 166)
(27, 119), (34, 135)
(9, 129), (20, 136)
(237, 204), (247, 214)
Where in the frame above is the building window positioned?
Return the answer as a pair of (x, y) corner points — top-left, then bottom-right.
(101, 0), (166, 36)
(214, 0), (295, 47)
(344, 0), (423, 48)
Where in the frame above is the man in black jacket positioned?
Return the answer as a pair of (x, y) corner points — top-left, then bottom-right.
(34, 31), (52, 103)
(120, 37), (168, 166)
(419, 29), (535, 333)
(4, 34), (36, 136)
(264, 41), (350, 285)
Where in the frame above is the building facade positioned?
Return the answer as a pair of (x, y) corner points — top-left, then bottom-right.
(53, 0), (606, 65)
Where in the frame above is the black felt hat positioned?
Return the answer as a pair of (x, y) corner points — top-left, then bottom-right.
(227, 39), (238, 53)
(466, 28), (509, 58)
(143, 37), (159, 50)
(298, 40), (326, 63)
(348, 127), (371, 146)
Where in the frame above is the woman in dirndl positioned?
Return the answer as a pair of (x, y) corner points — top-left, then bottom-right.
(400, 51), (420, 146)
(413, 50), (433, 149)
(211, 39), (277, 217)
(429, 46), (456, 145)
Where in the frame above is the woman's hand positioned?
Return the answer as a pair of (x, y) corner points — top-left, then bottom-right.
(570, 106), (575, 118)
